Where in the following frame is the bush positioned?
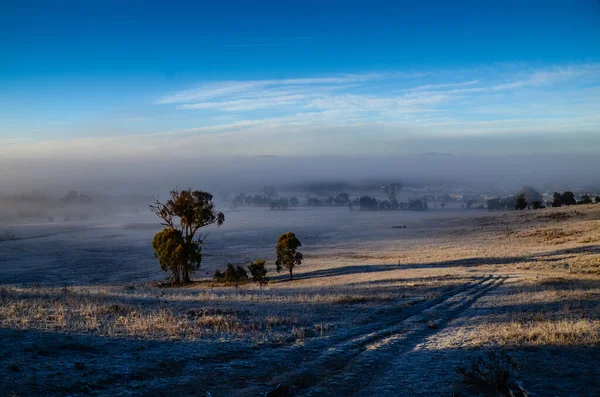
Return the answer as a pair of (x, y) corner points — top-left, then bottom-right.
(213, 270), (224, 282)
(531, 200), (545, 209)
(456, 350), (518, 396)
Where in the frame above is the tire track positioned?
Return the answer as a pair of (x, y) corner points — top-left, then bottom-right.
(93, 275), (500, 397)
(300, 275), (508, 396)
(231, 275), (507, 396)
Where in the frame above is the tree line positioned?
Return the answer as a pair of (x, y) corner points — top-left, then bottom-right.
(230, 182), (428, 211)
(487, 187), (600, 211)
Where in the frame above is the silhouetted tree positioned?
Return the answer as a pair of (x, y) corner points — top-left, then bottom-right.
(270, 198), (289, 210)
(335, 192), (350, 206)
(289, 197), (300, 207)
(306, 197), (323, 207)
(275, 232), (303, 280)
(378, 200), (392, 210)
(552, 192), (562, 207)
(531, 200), (545, 209)
(358, 196), (378, 211)
(223, 263), (248, 288)
(440, 202), (446, 210)
(561, 191), (576, 206)
(408, 199), (426, 211)
(595, 196), (600, 204)
(213, 269), (224, 281)
(247, 259), (268, 288)
(578, 194), (592, 205)
(515, 193), (528, 210)
(487, 198), (502, 210)
(150, 189), (224, 284)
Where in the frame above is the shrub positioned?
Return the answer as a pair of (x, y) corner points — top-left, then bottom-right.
(213, 270), (224, 282)
(456, 350), (518, 396)
(531, 200), (545, 209)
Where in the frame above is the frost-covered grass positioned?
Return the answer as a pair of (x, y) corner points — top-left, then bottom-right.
(459, 276), (600, 347)
(1, 205), (600, 396)
(0, 277), (456, 343)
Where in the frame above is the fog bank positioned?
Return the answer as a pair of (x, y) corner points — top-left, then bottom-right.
(1, 152), (597, 197)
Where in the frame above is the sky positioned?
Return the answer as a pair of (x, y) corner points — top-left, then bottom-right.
(1, 0), (600, 165)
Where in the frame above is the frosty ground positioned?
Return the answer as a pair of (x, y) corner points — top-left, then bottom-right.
(1, 206), (599, 396)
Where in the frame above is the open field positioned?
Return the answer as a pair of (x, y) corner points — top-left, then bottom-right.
(1, 205), (600, 396)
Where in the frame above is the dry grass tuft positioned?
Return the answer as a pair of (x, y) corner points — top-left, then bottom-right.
(462, 276), (600, 348)
(486, 318), (600, 346)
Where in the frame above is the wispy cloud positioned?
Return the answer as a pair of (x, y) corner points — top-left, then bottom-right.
(155, 73), (387, 105)
(408, 80), (480, 92)
(7, 63), (599, 160)
(179, 94), (308, 111)
(157, 64), (600, 127)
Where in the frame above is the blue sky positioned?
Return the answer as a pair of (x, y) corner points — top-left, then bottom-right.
(1, 0), (600, 159)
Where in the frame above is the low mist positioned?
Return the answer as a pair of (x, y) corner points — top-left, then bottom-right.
(1, 152), (598, 198)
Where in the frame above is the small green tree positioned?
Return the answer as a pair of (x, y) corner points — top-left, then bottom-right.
(275, 232), (303, 280)
(247, 259), (269, 288)
(150, 188), (224, 285)
(223, 263), (248, 288)
(152, 228), (187, 285)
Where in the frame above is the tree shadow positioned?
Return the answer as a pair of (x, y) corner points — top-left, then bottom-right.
(273, 245), (600, 281)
